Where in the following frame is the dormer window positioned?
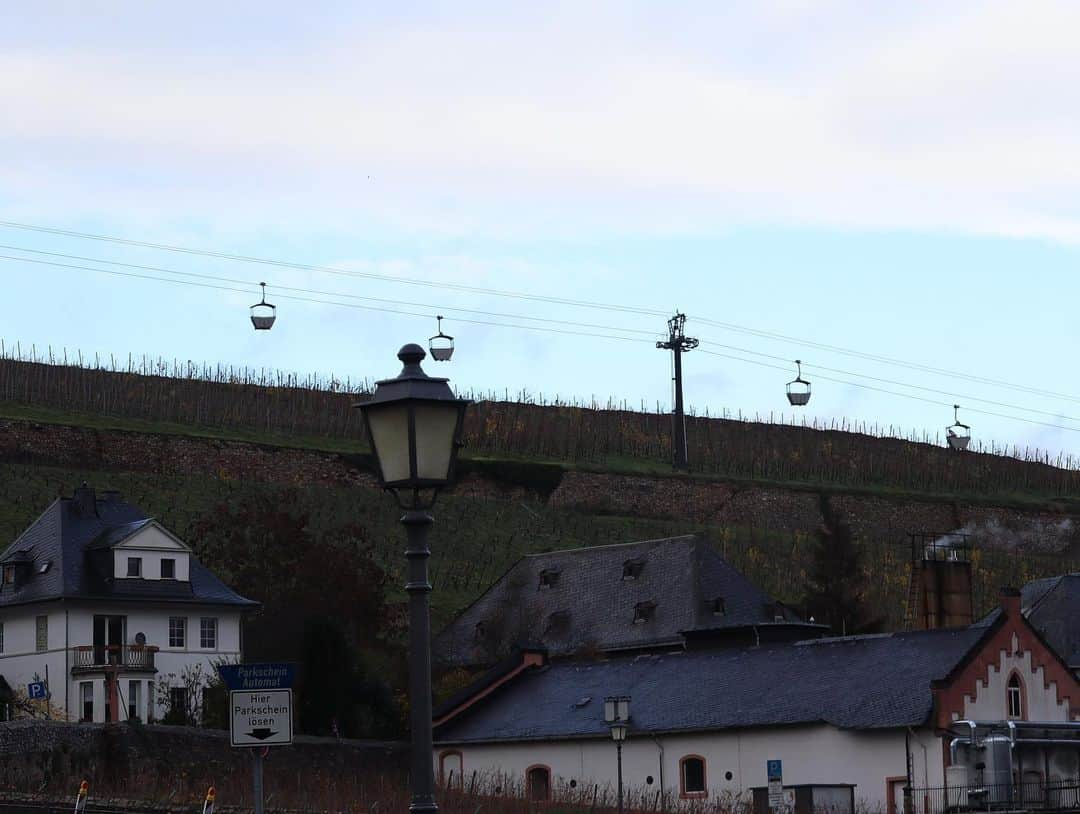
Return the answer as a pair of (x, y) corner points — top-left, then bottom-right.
(622, 558), (645, 581)
(633, 601), (656, 624)
(126, 557), (142, 578)
(539, 568), (561, 590)
(545, 611), (571, 637)
(3, 566), (16, 585)
(710, 597), (726, 616)
(161, 558), (176, 579)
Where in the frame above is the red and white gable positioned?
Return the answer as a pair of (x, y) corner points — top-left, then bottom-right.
(934, 589), (1080, 728)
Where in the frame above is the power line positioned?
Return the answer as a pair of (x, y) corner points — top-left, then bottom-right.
(697, 349), (1080, 434)
(3, 218), (1076, 406)
(0, 244), (659, 338)
(5, 248), (1080, 432)
(0, 220), (669, 318)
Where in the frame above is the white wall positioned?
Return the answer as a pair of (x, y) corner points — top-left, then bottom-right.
(436, 724), (943, 810)
(0, 603), (242, 723)
(960, 632), (1073, 722)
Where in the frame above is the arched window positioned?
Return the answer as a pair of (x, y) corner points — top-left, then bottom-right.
(526, 765), (551, 802)
(1007, 673), (1025, 719)
(439, 750), (463, 788)
(680, 755), (707, 798)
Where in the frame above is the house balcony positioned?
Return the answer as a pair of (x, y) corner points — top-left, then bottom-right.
(71, 644), (158, 674)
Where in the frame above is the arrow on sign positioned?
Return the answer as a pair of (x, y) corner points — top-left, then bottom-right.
(246, 728), (279, 741)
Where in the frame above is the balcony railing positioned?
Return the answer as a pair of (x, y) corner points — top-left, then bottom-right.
(71, 644), (158, 673)
(909, 781), (1080, 814)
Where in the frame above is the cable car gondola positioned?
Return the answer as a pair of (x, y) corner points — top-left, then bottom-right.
(946, 404), (971, 451)
(250, 282), (276, 331)
(786, 359), (811, 406)
(429, 315), (454, 361)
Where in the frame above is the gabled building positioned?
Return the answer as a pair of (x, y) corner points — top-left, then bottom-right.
(1017, 573), (1080, 676)
(435, 535), (822, 668)
(434, 549), (1080, 811)
(0, 485), (257, 723)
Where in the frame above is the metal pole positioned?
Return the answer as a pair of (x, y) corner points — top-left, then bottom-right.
(44, 664), (50, 720)
(403, 508), (437, 814)
(253, 749), (264, 814)
(616, 740), (624, 814)
(672, 343), (687, 471)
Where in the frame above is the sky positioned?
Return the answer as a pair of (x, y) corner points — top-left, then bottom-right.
(2, 1), (1080, 459)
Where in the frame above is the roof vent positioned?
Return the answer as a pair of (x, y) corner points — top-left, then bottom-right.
(710, 597), (726, 616)
(633, 601), (656, 624)
(37, 561), (51, 575)
(622, 558), (645, 581)
(539, 568), (561, 590)
(473, 621), (488, 643)
(545, 611), (571, 637)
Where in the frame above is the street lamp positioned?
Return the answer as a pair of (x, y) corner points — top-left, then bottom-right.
(605, 696), (631, 814)
(356, 344), (469, 814)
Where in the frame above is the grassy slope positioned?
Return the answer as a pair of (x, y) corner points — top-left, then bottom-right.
(0, 403), (1075, 631)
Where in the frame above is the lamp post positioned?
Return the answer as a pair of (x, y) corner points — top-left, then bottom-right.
(356, 344), (469, 814)
(605, 696), (631, 814)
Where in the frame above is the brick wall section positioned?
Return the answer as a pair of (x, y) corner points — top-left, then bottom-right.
(0, 719), (403, 791)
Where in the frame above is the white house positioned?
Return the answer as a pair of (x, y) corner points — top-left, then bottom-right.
(0, 485), (257, 723)
(433, 540), (1080, 813)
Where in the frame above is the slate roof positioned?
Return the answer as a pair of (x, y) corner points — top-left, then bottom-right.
(1022, 574), (1080, 668)
(435, 535), (814, 667)
(0, 487), (256, 608)
(435, 626), (989, 744)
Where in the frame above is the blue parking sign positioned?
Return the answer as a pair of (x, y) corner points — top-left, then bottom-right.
(767, 759), (783, 781)
(27, 681), (47, 700)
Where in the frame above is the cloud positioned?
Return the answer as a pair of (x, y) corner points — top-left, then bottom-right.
(3, 2), (1080, 240)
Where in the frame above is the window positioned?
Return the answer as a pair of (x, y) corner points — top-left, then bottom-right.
(200, 617), (218, 649)
(3, 566), (15, 585)
(128, 680), (141, 722)
(160, 558), (176, 579)
(710, 597), (726, 616)
(1007, 673), (1024, 719)
(526, 765), (551, 802)
(80, 682), (94, 722)
(680, 755), (707, 797)
(439, 751), (464, 789)
(169, 686), (188, 725)
(539, 568), (560, 589)
(126, 557), (142, 577)
(622, 558), (645, 580)
(473, 621), (487, 644)
(169, 617), (186, 648)
(633, 601), (656, 624)
(35, 615), (47, 652)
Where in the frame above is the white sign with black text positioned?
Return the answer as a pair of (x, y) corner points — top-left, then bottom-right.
(229, 689), (293, 747)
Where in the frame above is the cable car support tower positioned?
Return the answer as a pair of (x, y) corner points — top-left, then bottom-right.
(657, 312), (698, 471)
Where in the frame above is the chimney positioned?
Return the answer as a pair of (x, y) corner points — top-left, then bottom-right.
(908, 532), (974, 630)
(71, 483), (97, 517)
(999, 586), (1022, 618)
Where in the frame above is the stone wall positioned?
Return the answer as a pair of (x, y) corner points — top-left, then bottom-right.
(0, 719), (403, 793)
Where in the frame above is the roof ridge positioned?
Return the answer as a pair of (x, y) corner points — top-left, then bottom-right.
(522, 534), (698, 558)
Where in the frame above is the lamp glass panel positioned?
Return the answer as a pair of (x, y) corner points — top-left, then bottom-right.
(610, 723), (628, 742)
(413, 402), (460, 482)
(365, 403), (412, 484)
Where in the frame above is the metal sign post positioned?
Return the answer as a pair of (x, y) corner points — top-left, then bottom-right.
(767, 759), (784, 813)
(218, 663), (294, 814)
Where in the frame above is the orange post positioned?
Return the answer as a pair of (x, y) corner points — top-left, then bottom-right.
(74, 780), (89, 813)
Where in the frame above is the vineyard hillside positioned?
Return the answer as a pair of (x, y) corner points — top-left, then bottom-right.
(0, 351), (1077, 637)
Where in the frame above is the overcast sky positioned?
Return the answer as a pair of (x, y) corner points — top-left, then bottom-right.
(3, 2), (1080, 459)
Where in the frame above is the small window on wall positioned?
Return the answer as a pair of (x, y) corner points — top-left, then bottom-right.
(161, 558), (176, 579)
(200, 617), (218, 649)
(80, 682), (93, 722)
(1007, 673), (1024, 719)
(35, 615), (47, 652)
(169, 617), (186, 648)
(526, 765), (551, 802)
(126, 557), (142, 577)
(680, 755), (707, 797)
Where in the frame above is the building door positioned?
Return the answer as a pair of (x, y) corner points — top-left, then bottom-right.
(92, 615), (126, 664)
(887, 778), (908, 814)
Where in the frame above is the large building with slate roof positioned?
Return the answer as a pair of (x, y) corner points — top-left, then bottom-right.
(0, 485), (256, 723)
(433, 543), (1080, 811)
(434, 535), (823, 668)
